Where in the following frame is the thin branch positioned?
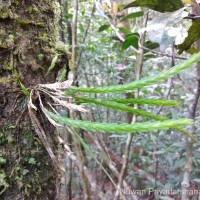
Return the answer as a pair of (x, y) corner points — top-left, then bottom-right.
(141, 46), (187, 60)
(71, 126), (91, 200)
(77, 3), (95, 69)
(71, 0), (78, 70)
(59, 126), (102, 199)
(181, 70), (200, 200)
(94, 0), (140, 54)
(83, 114), (129, 200)
(114, 10), (149, 200)
(65, 0), (72, 45)
(72, 1), (91, 199)
(156, 42), (176, 115)
(94, 0), (188, 62)
(181, 5), (200, 200)
(59, 0), (65, 43)
(190, 78), (200, 118)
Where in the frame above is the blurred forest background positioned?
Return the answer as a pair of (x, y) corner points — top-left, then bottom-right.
(1, 0), (200, 200)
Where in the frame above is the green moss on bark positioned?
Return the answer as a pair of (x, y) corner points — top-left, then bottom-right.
(0, 0), (69, 199)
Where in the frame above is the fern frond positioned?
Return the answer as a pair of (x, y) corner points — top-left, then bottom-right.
(66, 53), (200, 94)
(48, 111), (192, 133)
(76, 96), (165, 120)
(108, 98), (179, 106)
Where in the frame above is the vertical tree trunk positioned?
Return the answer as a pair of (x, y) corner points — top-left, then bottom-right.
(181, 5), (200, 200)
(0, 1), (69, 199)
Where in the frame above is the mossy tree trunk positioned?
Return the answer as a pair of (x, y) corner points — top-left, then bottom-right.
(0, 1), (69, 199)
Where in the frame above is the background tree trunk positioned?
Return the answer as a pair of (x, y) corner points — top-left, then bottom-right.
(0, 1), (69, 199)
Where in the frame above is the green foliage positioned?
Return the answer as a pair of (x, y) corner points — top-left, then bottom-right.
(33, 1), (200, 199)
(120, 11), (144, 21)
(19, 81), (30, 97)
(144, 41), (160, 52)
(47, 54), (59, 73)
(48, 111), (192, 133)
(0, 157), (6, 164)
(60, 52), (200, 146)
(65, 96), (199, 142)
(56, 68), (67, 82)
(98, 24), (110, 32)
(67, 52), (200, 93)
(0, 170), (9, 194)
(178, 19), (200, 53)
(121, 33), (139, 50)
(107, 98), (179, 106)
(70, 128), (117, 188)
(76, 96), (165, 120)
(124, 0), (183, 12)
(28, 157), (37, 165)
(123, 1), (200, 53)
(58, 1), (200, 198)
(142, 8), (188, 51)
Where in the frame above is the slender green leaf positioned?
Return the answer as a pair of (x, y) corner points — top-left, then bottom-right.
(76, 96), (165, 120)
(122, 34), (139, 50)
(178, 20), (200, 53)
(48, 111), (192, 134)
(108, 98), (179, 106)
(144, 54), (157, 59)
(75, 97), (197, 142)
(70, 128), (117, 188)
(144, 41), (159, 53)
(19, 81), (30, 97)
(174, 158), (185, 169)
(98, 24), (110, 32)
(175, 127), (200, 144)
(124, 0), (183, 13)
(66, 52), (200, 94)
(120, 11), (144, 21)
(118, 27), (131, 35)
(0, 157), (6, 164)
(48, 54), (59, 73)
(56, 68), (67, 82)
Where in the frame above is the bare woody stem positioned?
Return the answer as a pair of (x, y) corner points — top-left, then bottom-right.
(181, 5), (200, 200)
(77, 3), (95, 69)
(71, 0), (78, 70)
(71, 0), (91, 199)
(114, 10), (149, 200)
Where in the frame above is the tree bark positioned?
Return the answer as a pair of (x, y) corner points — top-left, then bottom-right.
(0, 1), (69, 199)
(181, 5), (200, 200)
